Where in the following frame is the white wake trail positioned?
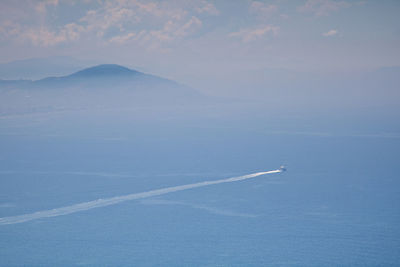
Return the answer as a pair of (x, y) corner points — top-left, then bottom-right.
(0, 169), (281, 225)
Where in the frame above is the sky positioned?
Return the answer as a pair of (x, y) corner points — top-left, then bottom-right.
(0, 0), (399, 86)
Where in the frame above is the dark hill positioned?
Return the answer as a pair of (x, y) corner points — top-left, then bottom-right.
(67, 64), (139, 78)
(36, 64), (151, 86)
(0, 64), (208, 116)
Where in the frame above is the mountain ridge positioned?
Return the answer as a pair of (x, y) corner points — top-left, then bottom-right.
(0, 63), (209, 117)
(67, 64), (139, 78)
(0, 64), (174, 85)
(36, 64), (154, 84)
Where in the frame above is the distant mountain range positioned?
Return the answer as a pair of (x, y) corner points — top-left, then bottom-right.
(0, 61), (399, 118)
(0, 64), (206, 116)
(1, 64), (177, 85)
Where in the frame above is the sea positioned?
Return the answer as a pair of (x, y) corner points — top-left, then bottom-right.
(0, 109), (399, 266)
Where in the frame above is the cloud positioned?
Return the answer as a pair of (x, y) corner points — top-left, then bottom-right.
(229, 25), (279, 43)
(0, 0), (212, 48)
(322, 29), (338, 36)
(174, 16), (202, 37)
(196, 1), (219, 16)
(298, 0), (351, 16)
(20, 23), (85, 46)
(0, 20), (21, 38)
(141, 15), (202, 49)
(249, 1), (278, 18)
(0, 0), (211, 48)
(35, 0), (59, 14)
(79, 5), (139, 38)
(22, 28), (66, 46)
(108, 32), (136, 44)
(107, 15), (202, 48)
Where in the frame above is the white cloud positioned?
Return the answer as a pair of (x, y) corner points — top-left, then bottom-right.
(107, 15), (202, 48)
(35, 0), (59, 14)
(298, 0), (350, 16)
(20, 23), (84, 46)
(196, 1), (219, 16)
(79, 5), (138, 38)
(108, 32), (136, 44)
(322, 29), (338, 36)
(22, 28), (65, 46)
(0, 20), (21, 37)
(73, 1), (204, 46)
(229, 25), (279, 43)
(0, 0), (210, 48)
(175, 16), (202, 37)
(144, 15), (202, 47)
(249, 1), (278, 18)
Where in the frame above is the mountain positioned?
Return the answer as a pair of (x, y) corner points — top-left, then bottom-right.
(34, 64), (178, 87)
(0, 64), (206, 116)
(39, 64), (140, 82)
(67, 64), (138, 77)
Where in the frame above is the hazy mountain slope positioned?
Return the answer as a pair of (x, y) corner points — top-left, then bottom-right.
(0, 64), (206, 116)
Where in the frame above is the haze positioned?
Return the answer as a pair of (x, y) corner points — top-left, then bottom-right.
(0, 1), (399, 266)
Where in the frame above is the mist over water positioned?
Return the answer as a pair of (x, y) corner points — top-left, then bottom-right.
(0, 97), (399, 265)
(1, 0), (400, 264)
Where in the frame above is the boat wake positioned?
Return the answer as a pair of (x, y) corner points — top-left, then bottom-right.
(0, 169), (281, 225)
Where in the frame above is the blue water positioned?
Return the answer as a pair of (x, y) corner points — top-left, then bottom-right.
(0, 112), (399, 266)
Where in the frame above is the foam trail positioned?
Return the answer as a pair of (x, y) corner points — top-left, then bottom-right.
(0, 169), (281, 225)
